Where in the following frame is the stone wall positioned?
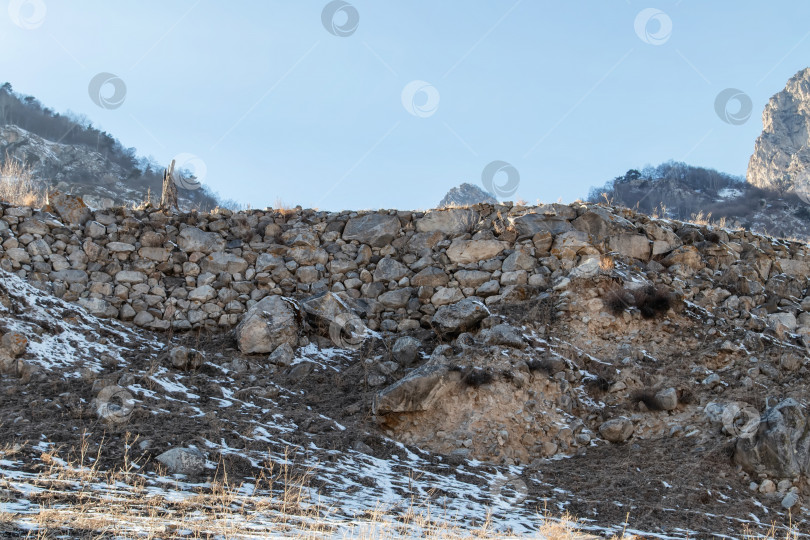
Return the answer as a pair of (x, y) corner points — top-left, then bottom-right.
(1, 196), (810, 339)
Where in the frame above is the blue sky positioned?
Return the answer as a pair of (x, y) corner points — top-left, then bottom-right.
(2, 1), (810, 211)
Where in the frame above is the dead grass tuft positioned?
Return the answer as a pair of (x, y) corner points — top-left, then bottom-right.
(0, 158), (45, 207)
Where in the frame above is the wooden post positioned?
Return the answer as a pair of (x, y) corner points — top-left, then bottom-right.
(160, 159), (179, 211)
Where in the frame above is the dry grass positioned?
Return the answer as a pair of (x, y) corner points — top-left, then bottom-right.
(0, 439), (603, 539)
(689, 210), (727, 229)
(0, 437), (804, 538)
(0, 158), (45, 207)
(274, 197), (300, 217)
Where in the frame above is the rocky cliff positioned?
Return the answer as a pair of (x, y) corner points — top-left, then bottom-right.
(747, 67), (810, 193)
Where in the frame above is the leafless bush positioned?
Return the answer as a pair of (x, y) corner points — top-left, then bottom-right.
(461, 367), (494, 388)
(604, 285), (672, 319)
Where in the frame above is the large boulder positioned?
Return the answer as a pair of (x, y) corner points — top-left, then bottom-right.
(660, 245), (703, 270)
(392, 336), (421, 366)
(178, 227), (225, 254)
(776, 258), (810, 279)
(411, 266), (449, 288)
(511, 213), (573, 237)
(446, 239), (507, 264)
(301, 291), (357, 324)
(415, 208), (479, 235)
(572, 208), (635, 240)
(46, 190), (91, 225)
(735, 399), (810, 478)
(235, 295), (300, 354)
(156, 447), (206, 476)
(342, 214), (400, 247)
(373, 257), (409, 282)
(200, 252), (249, 275)
(431, 298), (489, 334)
(608, 234), (651, 261)
(372, 361), (452, 414)
(599, 417), (635, 443)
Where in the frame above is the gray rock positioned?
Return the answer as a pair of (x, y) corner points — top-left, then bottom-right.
(599, 417), (634, 443)
(483, 323), (526, 349)
(107, 242), (135, 252)
(782, 491), (800, 509)
(374, 257), (409, 282)
(432, 298), (489, 334)
(608, 234), (651, 261)
(51, 269), (89, 284)
(255, 253), (285, 273)
(289, 246), (328, 266)
(138, 247), (170, 262)
(392, 336), (421, 366)
(235, 295), (300, 354)
(178, 227), (225, 254)
(27, 239), (51, 257)
(269, 343), (295, 367)
(168, 346), (204, 370)
(342, 214), (400, 247)
(188, 285), (217, 302)
(373, 362), (452, 414)
(415, 208), (479, 235)
(446, 239), (507, 264)
(431, 286), (464, 306)
(47, 190), (91, 225)
(115, 270), (147, 284)
(18, 219), (49, 236)
(156, 447), (206, 475)
(654, 387), (679, 411)
(511, 213), (573, 237)
(1, 332), (27, 357)
(454, 270), (491, 288)
(133, 311), (154, 327)
(85, 221), (106, 238)
(735, 398), (810, 479)
(571, 208), (635, 239)
(367, 373), (388, 386)
(200, 252), (249, 275)
(411, 266), (449, 288)
(378, 288), (414, 309)
(78, 297), (115, 318)
(288, 361), (315, 381)
(501, 250), (536, 272)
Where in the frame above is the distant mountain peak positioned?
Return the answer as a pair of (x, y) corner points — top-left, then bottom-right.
(439, 183), (497, 207)
(747, 67), (810, 193)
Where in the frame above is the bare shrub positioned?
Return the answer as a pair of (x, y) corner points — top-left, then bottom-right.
(462, 367), (494, 388)
(630, 389), (665, 411)
(604, 285), (672, 318)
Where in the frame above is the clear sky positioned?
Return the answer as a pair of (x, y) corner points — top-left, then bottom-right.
(2, 0), (810, 211)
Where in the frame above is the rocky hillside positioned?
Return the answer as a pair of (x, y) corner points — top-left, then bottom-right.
(0, 124), (221, 211)
(747, 67), (810, 194)
(590, 161), (810, 241)
(1, 197), (810, 537)
(0, 83), (226, 211)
